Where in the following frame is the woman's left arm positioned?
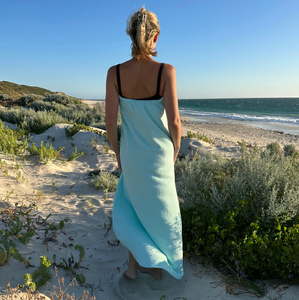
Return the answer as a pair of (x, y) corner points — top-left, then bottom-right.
(105, 66), (122, 171)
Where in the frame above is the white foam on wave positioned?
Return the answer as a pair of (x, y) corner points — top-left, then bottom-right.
(179, 109), (299, 124)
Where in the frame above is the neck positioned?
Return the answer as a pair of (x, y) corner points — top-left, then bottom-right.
(134, 55), (153, 61)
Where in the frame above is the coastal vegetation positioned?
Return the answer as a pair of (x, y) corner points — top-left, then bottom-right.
(182, 130), (211, 143)
(0, 96), (108, 134)
(89, 171), (119, 192)
(177, 140), (299, 285)
(0, 81), (53, 103)
(0, 81), (114, 134)
(1, 82), (299, 297)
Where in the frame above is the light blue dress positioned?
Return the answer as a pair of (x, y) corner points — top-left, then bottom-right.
(113, 95), (184, 279)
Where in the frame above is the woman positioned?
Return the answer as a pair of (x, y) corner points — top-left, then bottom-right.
(105, 7), (183, 281)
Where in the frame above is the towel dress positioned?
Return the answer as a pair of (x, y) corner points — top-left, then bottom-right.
(112, 63), (184, 279)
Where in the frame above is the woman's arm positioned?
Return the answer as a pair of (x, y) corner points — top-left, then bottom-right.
(105, 66), (122, 171)
(163, 64), (181, 163)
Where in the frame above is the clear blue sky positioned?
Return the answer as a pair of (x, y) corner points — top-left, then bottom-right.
(1, 0), (298, 99)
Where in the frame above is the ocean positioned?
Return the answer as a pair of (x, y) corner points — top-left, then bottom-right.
(179, 98), (299, 135)
(87, 98), (299, 135)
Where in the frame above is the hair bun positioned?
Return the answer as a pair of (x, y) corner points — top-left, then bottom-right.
(126, 7), (160, 60)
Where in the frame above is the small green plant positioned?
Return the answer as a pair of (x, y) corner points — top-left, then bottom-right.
(57, 245), (86, 285)
(74, 245), (85, 268)
(27, 141), (64, 164)
(67, 147), (84, 161)
(82, 197), (95, 210)
(44, 219), (66, 234)
(1, 216), (22, 236)
(0, 189), (14, 202)
(104, 216), (113, 237)
(182, 131), (211, 143)
(51, 183), (57, 195)
(90, 136), (98, 149)
(0, 238), (30, 266)
(20, 255), (52, 291)
(0, 205), (36, 245)
(89, 171), (119, 192)
(102, 143), (110, 153)
(0, 120), (29, 156)
(65, 123), (103, 138)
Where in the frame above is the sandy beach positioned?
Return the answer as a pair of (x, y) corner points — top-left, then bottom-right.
(1, 108), (299, 299)
(180, 115), (299, 159)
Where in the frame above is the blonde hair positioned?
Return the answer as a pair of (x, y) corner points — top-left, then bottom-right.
(126, 7), (160, 60)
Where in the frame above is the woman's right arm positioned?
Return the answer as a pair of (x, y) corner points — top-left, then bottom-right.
(163, 64), (181, 163)
(105, 66), (122, 171)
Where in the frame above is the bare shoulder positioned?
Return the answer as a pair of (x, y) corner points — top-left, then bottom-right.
(163, 63), (176, 78)
(107, 65), (117, 78)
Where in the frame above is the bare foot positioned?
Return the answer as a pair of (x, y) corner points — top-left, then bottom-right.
(125, 251), (137, 279)
(125, 268), (137, 279)
(137, 265), (163, 281)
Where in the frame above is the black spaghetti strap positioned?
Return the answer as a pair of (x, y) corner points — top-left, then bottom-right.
(156, 63), (164, 96)
(116, 64), (123, 97)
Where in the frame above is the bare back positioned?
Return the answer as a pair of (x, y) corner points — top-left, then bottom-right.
(117, 59), (166, 99)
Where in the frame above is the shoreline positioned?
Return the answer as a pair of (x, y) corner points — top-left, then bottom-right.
(80, 100), (299, 155)
(180, 116), (299, 154)
(81, 100), (299, 138)
(180, 114), (299, 136)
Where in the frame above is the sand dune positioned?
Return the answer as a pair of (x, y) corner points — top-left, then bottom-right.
(1, 120), (299, 299)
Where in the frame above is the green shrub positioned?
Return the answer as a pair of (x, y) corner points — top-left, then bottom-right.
(44, 93), (82, 105)
(182, 202), (299, 281)
(19, 94), (44, 106)
(91, 102), (106, 124)
(29, 100), (65, 113)
(266, 142), (281, 156)
(0, 107), (67, 133)
(0, 94), (11, 101)
(61, 104), (93, 125)
(284, 144), (299, 159)
(178, 150), (299, 225)
(0, 99), (118, 134)
(89, 171), (119, 192)
(178, 142), (299, 281)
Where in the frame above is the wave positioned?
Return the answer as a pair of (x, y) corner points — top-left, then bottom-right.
(179, 109), (299, 124)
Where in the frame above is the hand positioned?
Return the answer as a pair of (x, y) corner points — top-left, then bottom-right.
(116, 153), (122, 172)
(174, 148), (179, 164)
